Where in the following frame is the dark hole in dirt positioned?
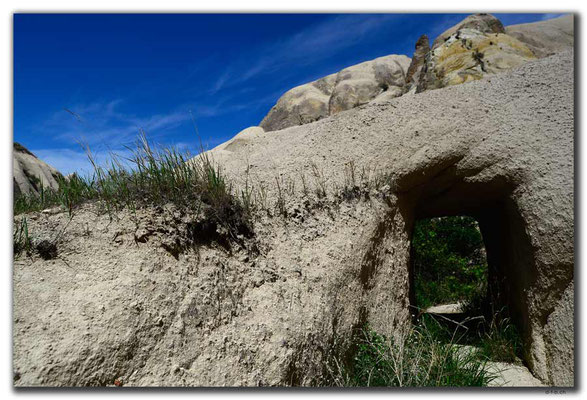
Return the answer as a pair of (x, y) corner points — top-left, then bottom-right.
(188, 201), (254, 251)
(406, 170), (537, 366)
(36, 240), (58, 260)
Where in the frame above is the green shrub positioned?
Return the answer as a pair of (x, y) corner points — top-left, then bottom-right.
(412, 216), (488, 308)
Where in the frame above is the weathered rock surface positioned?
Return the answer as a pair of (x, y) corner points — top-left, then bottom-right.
(506, 15), (574, 58)
(404, 34), (430, 93)
(260, 14), (574, 133)
(213, 126), (266, 154)
(431, 13), (506, 50)
(13, 143), (62, 197)
(259, 74), (337, 132)
(417, 14), (536, 92)
(328, 55), (410, 115)
(260, 55), (410, 131)
(14, 49), (574, 387)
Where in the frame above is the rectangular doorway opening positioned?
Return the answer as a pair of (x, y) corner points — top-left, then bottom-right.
(411, 215), (522, 364)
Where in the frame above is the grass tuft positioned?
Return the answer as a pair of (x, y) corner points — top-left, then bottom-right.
(13, 218), (32, 258)
(326, 321), (496, 387)
(14, 132), (253, 249)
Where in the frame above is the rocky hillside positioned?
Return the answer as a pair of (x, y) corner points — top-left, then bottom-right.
(13, 14), (574, 387)
(259, 14), (573, 132)
(260, 54), (410, 131)
(13, 142), (62, 197)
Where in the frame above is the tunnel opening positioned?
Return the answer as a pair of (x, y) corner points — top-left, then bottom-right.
(411, 215), (489, 314)
(403, 172), (540, 371)
(410, 214), (524, 364)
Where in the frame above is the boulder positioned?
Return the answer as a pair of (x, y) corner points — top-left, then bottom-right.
(417, 17), (535, 92)
(13, 142), (62, 198)
(259, 74), (337, 132)
(211, 126), (265, 154)
(260, 55), (410, 132)
(328, 54), (410, 115)
(506, 15), (574, 58)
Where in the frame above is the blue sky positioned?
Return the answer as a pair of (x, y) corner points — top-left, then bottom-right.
(14, 13), (563, 175)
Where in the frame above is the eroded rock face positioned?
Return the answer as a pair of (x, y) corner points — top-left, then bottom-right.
(431, 13), (506, 50)
(212, 126), (266, 154)
(260, 55), (410, 132)
(417, 15), (536, 92)
(13, 143), (62, 197)
(328, 55), (410, 115)
(259, 74), (337, 132)
(506, 15), (574, 58)
(14, 49), (574, 387)
(260, 15), (575, 133)
(404, 34), (430, 93)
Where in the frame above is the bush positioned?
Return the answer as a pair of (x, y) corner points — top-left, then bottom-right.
(412, 216), (488, 308)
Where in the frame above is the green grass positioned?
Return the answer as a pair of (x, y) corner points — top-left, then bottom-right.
(14, 132), (253, 246)
(477, 315), (522, 363)
(13, 217), (32, 258)
(327, 321), (497, 387)
(412, 216), (488, 309)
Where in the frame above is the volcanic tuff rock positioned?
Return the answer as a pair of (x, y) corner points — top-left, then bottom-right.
(259, 73), (338, 132)
(13, 15), (574, 388)
(506, 15), (574, 58)
(404, 34), (430, 93)
(14, 49), (574, 387)
(212, 49), (575, 387)
(212, 126), (266, 154)
(13, 143), (62, 197)
(417, 14), (536, 92)
(259, 14), (573, 132)
(327, 54), (410, 115)
(260, 55), (410, 132)
(431, 13), (506, 50)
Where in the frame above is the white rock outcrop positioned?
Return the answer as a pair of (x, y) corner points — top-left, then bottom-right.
(13, 143), (62, 197)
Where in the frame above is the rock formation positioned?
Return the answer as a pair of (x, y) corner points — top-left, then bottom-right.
(327, 55), (410, 115)
(259, 74), (337, 132)
(13, 14), (574, 387)
(506, 15), (574, 58)
(13, 142), (62, 198)
(212, 126), (266, 154)
(260, 14), (574, 133)
(404, 34), (430, 93)
(431, 13), (506, 50)
(417, 14), (536, 92)
(260, 55), (410, 132)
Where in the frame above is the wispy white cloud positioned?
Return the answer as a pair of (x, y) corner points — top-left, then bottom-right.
(211, 14), (403, 90)
(42, 99), (191, 150)
(541, 13), (566, 21)
(209, 70), (232, 94)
